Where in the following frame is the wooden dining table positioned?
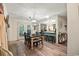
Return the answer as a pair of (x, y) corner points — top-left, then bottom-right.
(30, 36), (44, 49)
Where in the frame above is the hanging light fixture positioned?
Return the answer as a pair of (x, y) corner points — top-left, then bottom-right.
(29, 9), (37, 23)
(32, 20), (36, 22)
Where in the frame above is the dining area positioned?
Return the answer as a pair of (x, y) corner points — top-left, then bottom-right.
(24, 32), (44, 50)
(7, 14), (67, 56)
(17, 17), (57, 50)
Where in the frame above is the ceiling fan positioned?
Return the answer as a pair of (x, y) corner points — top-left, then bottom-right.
(28, 10), (37, 23)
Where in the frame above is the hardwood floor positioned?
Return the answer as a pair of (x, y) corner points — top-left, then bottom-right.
(8, 40), (67, 56)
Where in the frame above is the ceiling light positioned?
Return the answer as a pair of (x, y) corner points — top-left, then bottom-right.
(32, 20), (36, 22)
(51, 20), (56, 22)
(45, 15), (49, 18)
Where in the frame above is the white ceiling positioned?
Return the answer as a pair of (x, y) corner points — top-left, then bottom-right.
(4, 3), (67, 20)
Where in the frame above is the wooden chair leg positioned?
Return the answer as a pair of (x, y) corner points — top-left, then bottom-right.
(31, 40), (33, 50)
(41, 40), (44, 47)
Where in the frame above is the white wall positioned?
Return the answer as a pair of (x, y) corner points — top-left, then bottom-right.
(58, 16), (67, 33)
(67, 3), (79, 55)
(7, 17), (18, 41)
